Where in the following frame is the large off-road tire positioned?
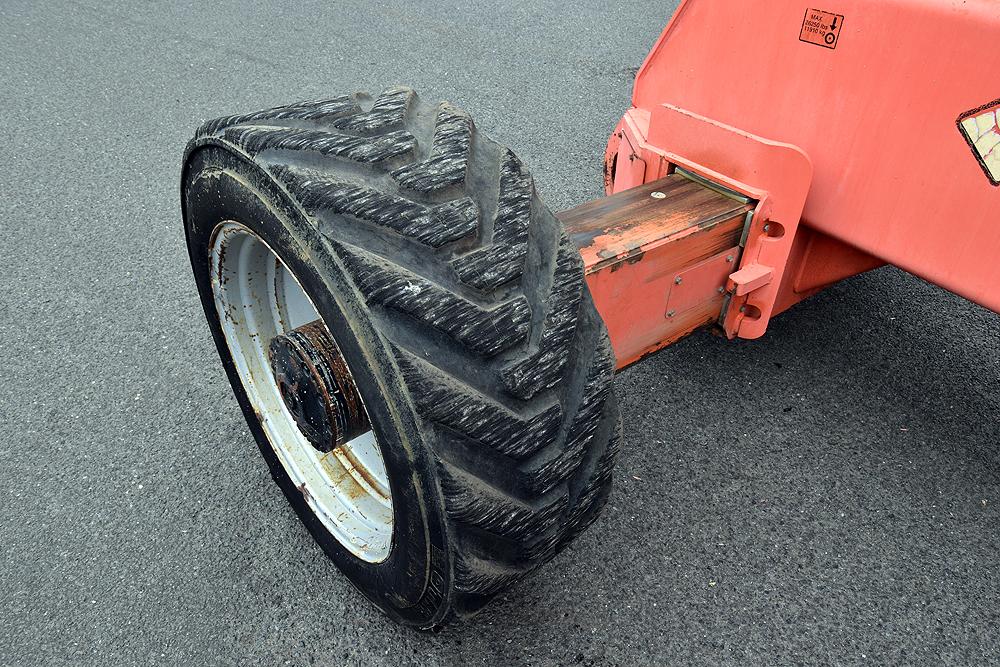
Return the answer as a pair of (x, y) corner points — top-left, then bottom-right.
(181, 87), (620, 628)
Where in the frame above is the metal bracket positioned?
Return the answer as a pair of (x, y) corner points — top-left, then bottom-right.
(728, 263), (773, 296)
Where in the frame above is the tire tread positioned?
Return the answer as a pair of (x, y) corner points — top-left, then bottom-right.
(194, 87), (619, 619)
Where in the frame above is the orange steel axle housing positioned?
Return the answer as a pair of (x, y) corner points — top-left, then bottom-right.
(566, 0), (999, 369)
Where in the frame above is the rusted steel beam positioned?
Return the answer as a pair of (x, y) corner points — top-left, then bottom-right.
(559, 174), (753, 369)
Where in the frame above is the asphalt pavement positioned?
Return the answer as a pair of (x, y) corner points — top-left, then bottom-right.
(2, 1), (999, 665)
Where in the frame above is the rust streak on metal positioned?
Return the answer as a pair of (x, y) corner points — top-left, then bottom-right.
(558, 174), (753, 369)
(297, 482), (312, 503)
(338, 449), (386, 499)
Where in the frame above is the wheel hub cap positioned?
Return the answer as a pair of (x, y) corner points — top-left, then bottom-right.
(269, 319), (371, 453)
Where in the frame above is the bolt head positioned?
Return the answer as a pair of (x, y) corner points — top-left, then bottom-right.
(666, 309), (676, 318)
(674, 276), (682, 285)
(650, 191), (667, 199)
(726, 255), (734, 263)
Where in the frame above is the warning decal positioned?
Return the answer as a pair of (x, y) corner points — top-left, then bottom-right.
(958, 99), (1000, 186)
(799, 8), (844, 49)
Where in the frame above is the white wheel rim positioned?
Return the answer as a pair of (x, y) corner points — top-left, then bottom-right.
(209, 221), (393, 562)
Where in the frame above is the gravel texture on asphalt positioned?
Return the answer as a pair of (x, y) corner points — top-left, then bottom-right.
(1, 1), (998, 665)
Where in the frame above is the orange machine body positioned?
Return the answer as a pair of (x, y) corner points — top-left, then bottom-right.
(592, 0), (1000, 365)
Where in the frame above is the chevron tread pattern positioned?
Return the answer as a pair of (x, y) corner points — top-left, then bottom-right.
(195, 87), (619, 620)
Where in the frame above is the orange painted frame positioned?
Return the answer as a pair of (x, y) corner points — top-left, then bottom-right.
(614, 0), (1000, 325)
(606, 105), (812, 339)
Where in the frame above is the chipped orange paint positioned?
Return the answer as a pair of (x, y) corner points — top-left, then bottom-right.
(560, 175), (751, 368)
(575, 0), (1000, 370)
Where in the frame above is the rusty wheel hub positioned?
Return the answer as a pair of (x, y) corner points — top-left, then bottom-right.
(210, 221), (392, 562)
(268, 319), (370, 453)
